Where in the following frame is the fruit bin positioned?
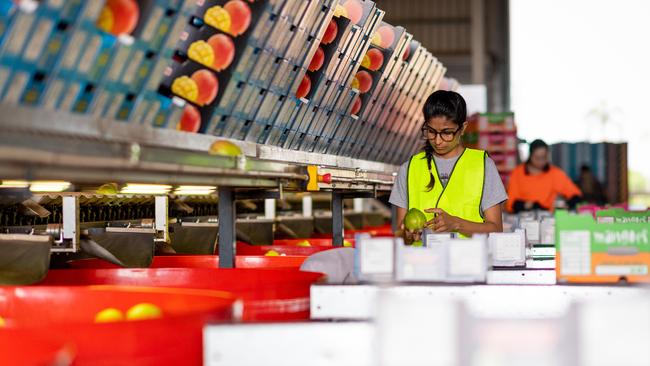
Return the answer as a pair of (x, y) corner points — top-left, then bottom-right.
(314, 223), (394, 238)
(236, 242), (336, 257)
(0, 328), (74, 365)
(68, 255), (309, 270)
(0, 285), (235, 365)
(38, 267), (325, 322)
(273, 238), (356, 247)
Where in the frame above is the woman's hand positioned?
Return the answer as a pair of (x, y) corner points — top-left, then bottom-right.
(424, 208), (461, 232)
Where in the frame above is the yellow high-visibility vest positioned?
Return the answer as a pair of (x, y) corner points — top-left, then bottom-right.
(407, 148), (486, 228)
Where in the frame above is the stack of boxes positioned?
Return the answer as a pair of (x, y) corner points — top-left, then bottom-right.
(464, 112), (520, 185)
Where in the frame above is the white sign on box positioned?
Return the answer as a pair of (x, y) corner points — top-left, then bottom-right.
(540, 218), (555, 244)
(446, 235), (488, 283)
(355, 236), (395, 282)
(521, 219), (541, 244)
(395, 241), (447, 282)
(423, 229), (455, 247)
(488, 229), (526, 267)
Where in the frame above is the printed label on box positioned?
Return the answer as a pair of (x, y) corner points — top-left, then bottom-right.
(521, 219), (540, 242)
(490, 233), (524, 262)
(448, 240), (485, 278)
(559, 230), (591, 275)
(359, 237), (394, 275)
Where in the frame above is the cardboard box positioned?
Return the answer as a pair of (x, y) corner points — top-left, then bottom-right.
(555, 210), (650, 283)
(489, 230), (527, 267)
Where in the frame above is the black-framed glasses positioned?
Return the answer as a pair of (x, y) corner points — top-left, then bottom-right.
(421, 125), (461, 142)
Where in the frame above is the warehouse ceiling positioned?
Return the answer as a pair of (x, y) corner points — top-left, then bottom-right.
(380, 0), (510, 112)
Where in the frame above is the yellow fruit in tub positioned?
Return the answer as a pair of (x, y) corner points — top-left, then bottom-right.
(94, 308), (124, 323)
(126, 303), (162, 321)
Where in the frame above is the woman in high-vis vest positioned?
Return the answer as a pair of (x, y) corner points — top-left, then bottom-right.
(389, 90), (508, 242)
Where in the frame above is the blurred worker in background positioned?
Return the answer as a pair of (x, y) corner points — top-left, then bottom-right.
(576, 164), (607, 205)
(389, 90), (508, 242)
(506, 139), (583, 213)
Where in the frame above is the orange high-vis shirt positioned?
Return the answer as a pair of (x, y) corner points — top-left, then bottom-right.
(506, 164), (582, 212)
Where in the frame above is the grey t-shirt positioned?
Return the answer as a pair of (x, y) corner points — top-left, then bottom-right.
(389, 153), (508, 213)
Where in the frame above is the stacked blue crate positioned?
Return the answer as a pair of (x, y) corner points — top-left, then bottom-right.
(259, 0), (372, 151)
(98, 0), (187, 122)
(236, 0), (337, 145)
(350, 22), (408, 161)
(303, 18), (371, 153)
(227, 0), (327, 142)
(227, 0), (328, 140)
(0, 0), (452, 165)
(293, 0), (385, 156)
(390, 49), (444, 164)
(135, 1), (198, 129)
(159, 0), (331, 141)
(0, 1), (88, 107)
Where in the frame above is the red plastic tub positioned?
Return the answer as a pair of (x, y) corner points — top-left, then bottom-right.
(314, 224), (394, 238)
(69, 255), (308, 270)
(273, 238), (355, 247)
(0, 286), (234, 365)
(346, 224), (393, 237)
(236, 242), (336, 256)
(0, 329), (74, 365)
(38, 267), (324, 322)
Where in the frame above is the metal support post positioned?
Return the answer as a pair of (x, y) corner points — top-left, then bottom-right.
(332, 192), (344, 247)
(353, 198), (363, 213)
(154, 196), (169, 243)
(264, 199), (276, 219)
(391, 204), (398, 234)
(218, 188), (236, 268)
(330, 191), (374, 246)
(302, 195), (313, 217)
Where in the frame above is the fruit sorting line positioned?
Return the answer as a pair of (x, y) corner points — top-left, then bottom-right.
(1, 1), (648, 365)
(0, 102), (397, 268)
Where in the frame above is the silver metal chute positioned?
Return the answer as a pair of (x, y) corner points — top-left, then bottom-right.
(0, 234), (51, 285)
(0, 193), (171, 271)
(170, 221), (218, 255)
(80, 228), (156, 268)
